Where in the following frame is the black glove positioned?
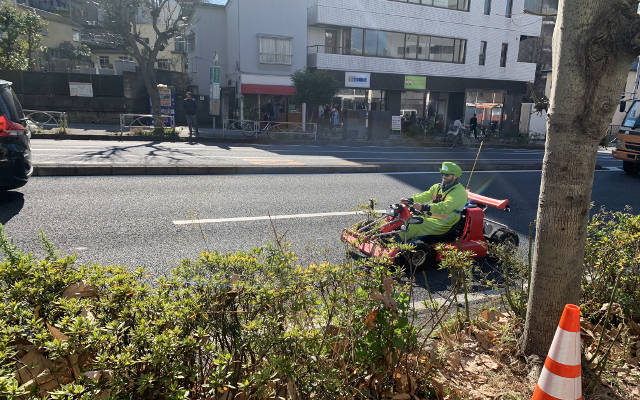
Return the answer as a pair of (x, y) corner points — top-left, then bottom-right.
(417, 203), (431, 214)
(401, 197), (414, 205)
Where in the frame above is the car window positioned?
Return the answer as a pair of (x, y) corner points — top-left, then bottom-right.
(0, 87), (22, 122)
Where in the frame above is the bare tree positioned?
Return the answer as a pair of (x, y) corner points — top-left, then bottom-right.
(523, 0), (640, 356)
(101, 0), (195, 131)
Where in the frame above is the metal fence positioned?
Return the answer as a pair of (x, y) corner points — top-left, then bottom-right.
(223, 119), (318, 140)
(23, 109), (68, 132)
(120, 113), (175, 134)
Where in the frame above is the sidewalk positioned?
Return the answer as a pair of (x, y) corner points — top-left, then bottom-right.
(34, 123), (547, 148)
(28, 124), (556, 177)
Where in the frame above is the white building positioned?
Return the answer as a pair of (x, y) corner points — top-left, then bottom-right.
(307, 0), (541, 133)
(188, 0), (307, 124)
(189, 0), (541, 132)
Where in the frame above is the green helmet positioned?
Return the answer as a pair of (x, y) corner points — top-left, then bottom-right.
(440, 161), (462, 177)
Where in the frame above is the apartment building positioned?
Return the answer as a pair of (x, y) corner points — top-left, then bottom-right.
(307, 0), (542, 132)
(189, 0), (307, 123)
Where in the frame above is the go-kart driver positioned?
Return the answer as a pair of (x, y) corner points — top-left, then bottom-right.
(399, 162), (468, 241)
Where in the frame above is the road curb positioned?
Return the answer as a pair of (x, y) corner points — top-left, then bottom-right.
(32, 163), (550, 177)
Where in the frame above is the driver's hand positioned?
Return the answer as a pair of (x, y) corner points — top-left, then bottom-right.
(414, 203), (423, 211)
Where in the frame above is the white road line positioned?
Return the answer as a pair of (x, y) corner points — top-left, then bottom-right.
(173, 210), (387, 225)
(603, 166), (623, 171)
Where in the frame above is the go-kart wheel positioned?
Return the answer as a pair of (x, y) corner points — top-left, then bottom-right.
(410, 250), (428, 267)
(402, 246), (436, 271)
(490, 228), (519, 247)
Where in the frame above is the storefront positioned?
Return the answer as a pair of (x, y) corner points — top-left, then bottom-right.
(238, 74), (302, 123)
(464, 89), (505, 130)
(316, 70), (526, 135)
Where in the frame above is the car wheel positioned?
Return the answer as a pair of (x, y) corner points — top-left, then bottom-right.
(623, 161), (638, 175)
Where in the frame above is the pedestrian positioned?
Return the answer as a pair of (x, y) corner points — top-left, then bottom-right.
(183, 92), (199, 140)
(470, 113), (478, 140)
(330, 105), (340, 132)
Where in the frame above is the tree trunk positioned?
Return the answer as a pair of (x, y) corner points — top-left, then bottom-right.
(522, 0), (640, 356)
(141, 63), (163, 133)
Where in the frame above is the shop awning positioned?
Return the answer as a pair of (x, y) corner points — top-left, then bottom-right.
(241, 84), (296, 96)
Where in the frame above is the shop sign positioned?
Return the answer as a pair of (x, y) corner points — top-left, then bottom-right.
(69, 82), (93, 97)
(210, 66), (221, 84)
(404, 75), (426, 90)
(210, 84), (221, 115)
(345, 72), (371, 88)
(392, 115), (402, 131)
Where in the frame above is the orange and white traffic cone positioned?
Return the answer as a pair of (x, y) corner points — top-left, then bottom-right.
(531, 304), (582, 400)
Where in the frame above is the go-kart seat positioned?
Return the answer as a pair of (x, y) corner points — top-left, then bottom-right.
(411, 209), (468, 244)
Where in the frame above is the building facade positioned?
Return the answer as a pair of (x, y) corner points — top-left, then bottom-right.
(307, 0), (541, 133)
(189, 0), (542, 132)
(190, 0), (308, 124)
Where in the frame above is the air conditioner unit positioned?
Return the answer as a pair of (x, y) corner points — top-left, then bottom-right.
(87, 20), (96, 26)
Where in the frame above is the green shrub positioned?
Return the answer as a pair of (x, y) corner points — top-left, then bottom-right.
(0, 229), (425, 399)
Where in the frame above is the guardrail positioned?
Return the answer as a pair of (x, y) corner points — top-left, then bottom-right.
(119, 113), (175, 135)
(23, 109), (68, 132)
(223, 119), (318, 140)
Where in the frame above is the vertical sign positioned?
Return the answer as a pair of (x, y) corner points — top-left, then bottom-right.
(392, 116), (402, 131)
(151, 84), (175, 127)
(210, 66), (221, 116)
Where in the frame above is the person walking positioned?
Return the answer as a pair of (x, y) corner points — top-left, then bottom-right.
(470, 113), (478, 141)
(183, 92), (199, 140)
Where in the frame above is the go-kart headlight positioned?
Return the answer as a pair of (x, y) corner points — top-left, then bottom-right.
(387, 209), (396, 217)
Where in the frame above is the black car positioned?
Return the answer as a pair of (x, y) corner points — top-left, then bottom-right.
(0, 79), (32, 191)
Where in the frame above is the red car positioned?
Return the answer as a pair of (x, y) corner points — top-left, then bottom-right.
(341, 191), (518, 269)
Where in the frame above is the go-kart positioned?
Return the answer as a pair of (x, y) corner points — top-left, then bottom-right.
(341, 191), (519, 269)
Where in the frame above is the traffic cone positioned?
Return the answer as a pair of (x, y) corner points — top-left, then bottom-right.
(531, 304), (582, 400)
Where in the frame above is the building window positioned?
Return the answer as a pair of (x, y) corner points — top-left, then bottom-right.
(395, 0), (469, 12)
(505, 0), (513, 17)
(479, 41), (487, 65)
(484, 0), (491, 15)
(98, 55), (110, 68)
(157, 59), (171, 70)
(321, 28), (465, 64)
(500, 43), (508, 67)
(175, 32), (195, 53)
(72, 29), (80, 42)
(364, 30), (378, 56)
(258, 36), (292, 65)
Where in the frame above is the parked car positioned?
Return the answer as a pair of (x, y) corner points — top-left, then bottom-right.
(0, 79), (32, 191)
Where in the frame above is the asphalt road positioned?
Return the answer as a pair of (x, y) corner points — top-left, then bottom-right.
(1, 169), (638, 289)
(30, 139), (620, 170)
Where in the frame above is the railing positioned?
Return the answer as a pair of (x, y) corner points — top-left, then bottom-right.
(307, 45), (350, 55)
(119, 113), (175, 134)
(23, 109), (68, 132)
(223, 119), (318, 140)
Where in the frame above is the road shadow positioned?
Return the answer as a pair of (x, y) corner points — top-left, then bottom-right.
(0, 191), (25, 225)
(78, 141), (198, 162)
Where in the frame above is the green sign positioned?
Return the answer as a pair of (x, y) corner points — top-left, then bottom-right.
(404, 75), (426, 90)
(210, 66), (221, 84)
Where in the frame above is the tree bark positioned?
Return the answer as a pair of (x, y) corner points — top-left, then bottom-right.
(523, 0), (640, 356)
(141, 63), (163, 133)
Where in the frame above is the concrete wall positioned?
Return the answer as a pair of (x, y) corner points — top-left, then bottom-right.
(232, 0), (307, 76)
(189, 4), (227, 94)
(307, 0), (541, 83)
(42, 18), (74, 48)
